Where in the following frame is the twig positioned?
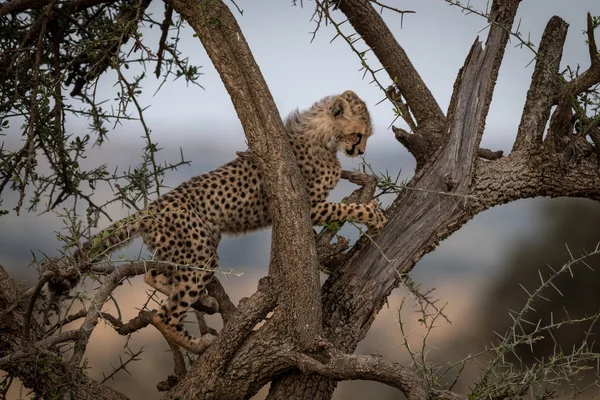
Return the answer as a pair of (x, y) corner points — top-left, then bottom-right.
(23, 271), (53, 340)
(314, 0), (416, 129)
(15, 0), (59, 215)
(69, 263), (147, 365)
(0, 330), (81, 367)
(155, 4), (174, 78)
(587, 12), (598, 67)
(445, 0), (538, 56)
(101, 346), (144, 383)
(368, 0), (415, 17)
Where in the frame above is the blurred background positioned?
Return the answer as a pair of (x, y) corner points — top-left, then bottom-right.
(2, 0), (600, 399)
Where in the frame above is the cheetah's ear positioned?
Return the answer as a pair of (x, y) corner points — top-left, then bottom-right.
(341, 90), (359, 100)
(329, 97), (348, 118)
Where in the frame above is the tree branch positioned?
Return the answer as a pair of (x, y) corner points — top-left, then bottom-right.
(565, 58), (600, 97)
(296, 351), (428, 400)
(392, 125), (431, 168)
(472, 153), (600, 206)
(296, 350), (467, 400)
(69, 262), (150, 364)
(513, 16), (568, 152)
(478, 147), (504, 160)
(0, 330), (82, 367)
(587, 12), (599, 67)
(0, 0), (50, 17)
(164, 282), (287, 400)
(268, 1), (521, 397)
(209, 277), (276, 370)
(333, 0), (445, 129)
(204, 276), (237, 324)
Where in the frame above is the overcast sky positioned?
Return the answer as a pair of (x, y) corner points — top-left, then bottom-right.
(2, 2), (600, 398)
(82, 0), (598, 147)
(48, 0), (598, 149)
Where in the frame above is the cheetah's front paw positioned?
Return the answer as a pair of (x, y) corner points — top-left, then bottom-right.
(365, 199), (387, 235)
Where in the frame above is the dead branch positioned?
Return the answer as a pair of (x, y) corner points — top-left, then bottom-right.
(543, 14), (600, 152)
(392, 125), (431, 168)
(513, 16), (568, 152)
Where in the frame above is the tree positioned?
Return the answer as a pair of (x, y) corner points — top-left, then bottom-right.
(1, 0), (600, 399)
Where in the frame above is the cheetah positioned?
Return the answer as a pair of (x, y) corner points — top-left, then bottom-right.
(48, 90), (387, 353)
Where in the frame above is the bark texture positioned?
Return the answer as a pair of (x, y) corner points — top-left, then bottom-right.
(169, 0), (323, 351)
(267, 1), (522, 397)
(3, 1), (600, 399)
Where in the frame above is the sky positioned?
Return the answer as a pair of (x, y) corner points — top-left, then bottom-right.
(2, 1), (600, 399)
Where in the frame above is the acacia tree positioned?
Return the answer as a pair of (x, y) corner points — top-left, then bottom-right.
(1, 0), (600, 399)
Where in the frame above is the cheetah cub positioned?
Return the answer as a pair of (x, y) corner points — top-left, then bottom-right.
(48, 90), (387, 353)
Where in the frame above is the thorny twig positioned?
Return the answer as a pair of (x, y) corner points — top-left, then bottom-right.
(312, 0), (417, 129)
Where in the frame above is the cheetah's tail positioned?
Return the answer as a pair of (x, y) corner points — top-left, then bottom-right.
(47, 213), (144, 299)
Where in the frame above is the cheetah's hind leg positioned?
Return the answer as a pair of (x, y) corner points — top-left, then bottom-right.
(144, 268), (219, 314)
(141, 214), (220, 353)
(152, 263), (219, 353)
(143, 268), (172, 296)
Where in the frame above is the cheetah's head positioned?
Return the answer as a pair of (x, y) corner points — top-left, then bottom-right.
(328, 90), (373, 157)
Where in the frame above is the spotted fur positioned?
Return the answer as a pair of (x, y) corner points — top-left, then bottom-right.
(48, 90), (387, 353)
